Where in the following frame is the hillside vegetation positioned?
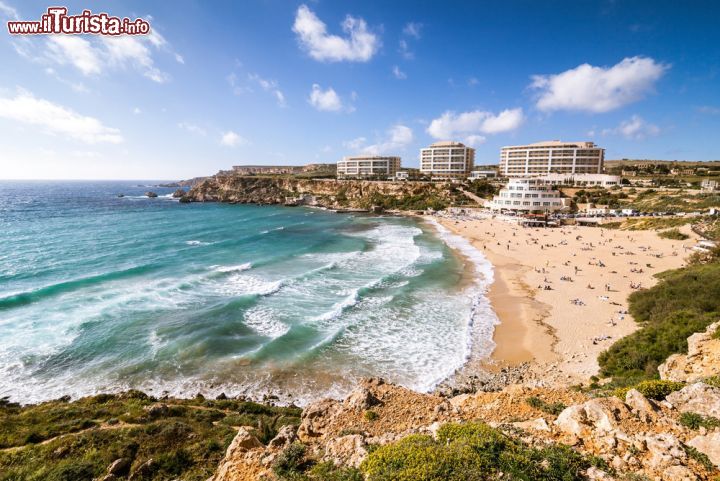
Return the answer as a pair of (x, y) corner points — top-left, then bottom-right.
(598, 257), (720, 384)
(0, 392), (301, 481)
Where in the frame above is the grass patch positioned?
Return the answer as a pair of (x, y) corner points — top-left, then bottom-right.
(657, 228), (690, 240)
(611, 380), (684, 401)
(525, 396), (566, 415)
(598, 260), (720, 383)
(272, 443), (363, 481)
(0, 392), (301, 481)
(679, 412), (720, 430)
(364, 410), (378, 422)
(360, 422), (603, 481)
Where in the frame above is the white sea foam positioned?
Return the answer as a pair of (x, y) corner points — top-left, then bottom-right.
(186, 240), (213, 246)
(211, 262), (253, 273)
(243, 306), (289, 338)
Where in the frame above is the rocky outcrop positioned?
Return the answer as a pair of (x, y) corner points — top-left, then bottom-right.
(666, 382), (720, 418)
(688, 432), (720, 468)
(659, 321), (720, 382)
(145, 191), (158, 198)
(183, 173), (460, 210)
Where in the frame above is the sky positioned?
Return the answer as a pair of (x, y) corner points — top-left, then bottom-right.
(0, 0), (719, 180)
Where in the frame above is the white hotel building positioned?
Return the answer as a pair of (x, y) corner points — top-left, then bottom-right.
(337, 156), (401, 179)
(499, 141), (604, 177)
(420, 141), (475, 179)
(490, 178), (569, 213)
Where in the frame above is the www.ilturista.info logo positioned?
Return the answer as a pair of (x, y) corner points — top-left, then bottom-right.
(7, 7), (150, 35)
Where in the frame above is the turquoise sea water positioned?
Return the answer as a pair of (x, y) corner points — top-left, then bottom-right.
(0, 181), (496, 404)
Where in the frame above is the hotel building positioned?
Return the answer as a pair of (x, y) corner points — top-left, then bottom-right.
(499, 141), (604, 177)
(336, 156), (401, 179)
(535, 173), (622, 188)
(420, 141), (475, 179)
(490, 178), (569, 213)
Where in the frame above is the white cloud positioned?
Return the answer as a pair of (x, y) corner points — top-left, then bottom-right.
(392, 65), (407, 79)
(398, 39), (413, 60)
(248, 73), (286, 107)
(178, 122), (207, 136)
(308, 84), (345, 112)
(467, 77), (479, 86)
(346, 124), (413, 155)
(531, 56), (669, 113)
(426, 108), (524, 139)
(464, 135), (487, 147)
(46, 36), (102, 76)
(402, 22), (422, 39)
(0, 89), (123, 144)
(603, 115), (660, 140)
(0, 0), (19, 20)
(292, 4), (379, 62)
(11, 20), (181, 83)
(133, 107), (142, 115)
(220, 131), (247, 147)
(698, 105), (720, 115)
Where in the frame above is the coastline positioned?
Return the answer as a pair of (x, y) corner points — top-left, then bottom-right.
(433, 214), (696, 386)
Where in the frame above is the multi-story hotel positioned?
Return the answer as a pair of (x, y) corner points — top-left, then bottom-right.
(336, 156), (401, 179)
(490, 178), (569, 213)
(499, 141), (604, 177)
(420, 141), (475, 179)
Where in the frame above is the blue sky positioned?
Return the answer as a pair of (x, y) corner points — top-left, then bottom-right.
(1, 0), (719, 179)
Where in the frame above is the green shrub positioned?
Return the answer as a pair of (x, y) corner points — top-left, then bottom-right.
(364, 410), (378, 422)
(308, 461), (363, 481)
(680, 412), (720, 430)
(658, 228), (689, 240)
(45, 460), (97, 481)
(704, 376), (720, 388)
(525, 396), (567, 415)
(612, 380), (684, 401)
(361, 422), (594, 481)
(273, 442), (309, 480)
(684, 444), (715, 471)
(599, 261), (720, 382)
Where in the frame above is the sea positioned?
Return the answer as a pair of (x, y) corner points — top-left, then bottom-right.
(0, 181), (498, 405)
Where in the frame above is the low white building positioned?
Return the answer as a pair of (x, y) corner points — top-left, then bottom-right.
(701, 179), (719, 192)
(469, 170), (497, 179)
(490, 178), (569, 213)
(337, 156), (401, 179)
(395, 170), (410, 181)
(535, 173), (622, 187)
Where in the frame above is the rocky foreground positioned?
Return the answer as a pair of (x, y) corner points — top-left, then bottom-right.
(211, 324), (720, 480)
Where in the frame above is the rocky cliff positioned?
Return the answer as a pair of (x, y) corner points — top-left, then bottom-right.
(210, 328), (720, 481)
(183, 174), (463, 210)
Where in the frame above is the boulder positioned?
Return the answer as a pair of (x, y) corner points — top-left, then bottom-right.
(659, 321), (720, 382)
(661, 465), (698, 481)
(172, 188), (187, 198)
(267, 425), (297, 450)
(297, 399), (341, 440)
(226, 427), (264, 455)
(212, 428), (265, 481)
(625, 389), (657, 422)
(143, 403), (169, 417)
(345, 387), (381, 412)
(145, 191), (158, 198)
(666, 382), (720, 418)
(129, 459), (156, 480)
(512, 417), (551, 432)
(323, 435), (368, 468)
(645, 433), (686, 471)
(687, 431), (720, 468)
(107, 458), (131, 476)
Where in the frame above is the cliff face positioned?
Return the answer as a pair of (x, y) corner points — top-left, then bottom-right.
(184, 174), (461, 210)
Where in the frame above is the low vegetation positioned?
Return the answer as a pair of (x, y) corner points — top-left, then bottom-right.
(679, 411), (720, 430)
(598, 259), (720, 383)
(0, 392), (301, 481)
(360, 422), (604, 481)
(272, 442), (362, 481)
(611, 380), (685, 401)
(657, 228), (690, 240)
(525, 396), (566, 415)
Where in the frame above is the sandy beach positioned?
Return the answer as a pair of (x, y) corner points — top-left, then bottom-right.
(437, 214), (697, 385)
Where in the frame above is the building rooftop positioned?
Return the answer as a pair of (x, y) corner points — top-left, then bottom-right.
(427, 141), (468, 148)
(502, 140), (600, 149)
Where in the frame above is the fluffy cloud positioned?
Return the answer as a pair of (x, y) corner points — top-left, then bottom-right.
(426, 108), (524, 139)
(293, 4), (379, 62)
(392, 65), (407, 79)
(178, 122), (207, 136)
(463, 135), (486, 147)
(309, 84), (345, 112)
(220, 131), (247, 147)
(0, 89), (123, 143)
(603, 115), (660, 140)
(248, 73), (286, 107)
(402, 22), (422, 39)
(531, 56), (668, 113)
(345, 124), (413, 155)
(12, 21), (182, 83)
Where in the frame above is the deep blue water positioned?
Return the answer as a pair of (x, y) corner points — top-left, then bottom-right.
(0, 181), (495, 404)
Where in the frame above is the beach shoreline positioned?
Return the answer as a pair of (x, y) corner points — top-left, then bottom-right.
(433, 213), (697, 387)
